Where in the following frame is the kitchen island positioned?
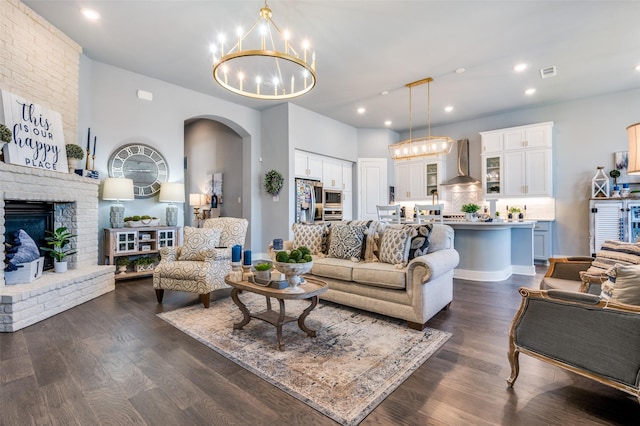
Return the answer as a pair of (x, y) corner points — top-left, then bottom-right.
(442, 220), (536, 282)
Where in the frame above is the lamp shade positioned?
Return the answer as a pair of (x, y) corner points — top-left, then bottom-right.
(189, 193), (206, 206)
(628, 123), (640, 175)
(102, 178), (134, 201)
(159, 182), (185, 203)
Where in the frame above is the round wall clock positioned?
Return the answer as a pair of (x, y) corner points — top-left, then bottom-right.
(108, 143), (169, 198)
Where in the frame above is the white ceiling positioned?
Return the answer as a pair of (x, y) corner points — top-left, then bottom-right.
(22, 0), (640, 134)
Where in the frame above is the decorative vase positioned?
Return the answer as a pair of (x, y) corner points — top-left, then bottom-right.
(117, 265), (128, 274)
(54, 260), (67, 273)
(274, 261), (313, 293)
(255, 270), (271, 281)
(67, 158), (83, 172)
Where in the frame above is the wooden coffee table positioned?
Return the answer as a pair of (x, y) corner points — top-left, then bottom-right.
(224, 275), (328, 351)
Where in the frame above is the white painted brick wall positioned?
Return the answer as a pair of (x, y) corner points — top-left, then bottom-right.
(0, 0), (82, 146)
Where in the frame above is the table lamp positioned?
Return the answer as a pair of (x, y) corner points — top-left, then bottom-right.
(189, 193), (207, 223)
(102, 178), (134, 228)
(159, 182), (185, 226)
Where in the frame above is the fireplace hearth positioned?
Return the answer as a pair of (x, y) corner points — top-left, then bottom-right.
(0, 162), (115, 332)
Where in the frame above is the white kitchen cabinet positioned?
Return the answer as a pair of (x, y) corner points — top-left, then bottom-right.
(503, 149), (552, 197)
(503, 123), (552, 151)
(482, 154), (503, 198)
(533, 221), (553, 263)
(481, 132), (503, 153)
(342, 190), (353, 220)
(481, 122), (553, 198)
(395, 159), (425, 201)
(425, 159), (444, 198)
(295, 151), (323, 180)
(342, 162), (353, 192)
(322, 158), (343, 189)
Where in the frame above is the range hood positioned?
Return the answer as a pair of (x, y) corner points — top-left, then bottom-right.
(440, 139), (481, 186)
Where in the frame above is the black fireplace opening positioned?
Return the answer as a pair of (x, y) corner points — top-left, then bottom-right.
(4, 200), (55, 271)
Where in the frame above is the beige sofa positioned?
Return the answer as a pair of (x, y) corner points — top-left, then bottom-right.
(282, 222), (459, 330)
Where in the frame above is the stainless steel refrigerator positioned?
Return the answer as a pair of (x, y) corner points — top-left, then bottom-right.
(295, 178), (323, 223)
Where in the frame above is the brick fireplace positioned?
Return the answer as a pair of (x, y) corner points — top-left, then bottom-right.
(0, 162), (115, 332)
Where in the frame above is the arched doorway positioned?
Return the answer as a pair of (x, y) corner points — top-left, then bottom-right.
(183, 118), (243, 225)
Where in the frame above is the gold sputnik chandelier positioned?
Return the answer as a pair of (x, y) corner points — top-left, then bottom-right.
(389, 77), (454, 160)
(212, 1), (316, 100)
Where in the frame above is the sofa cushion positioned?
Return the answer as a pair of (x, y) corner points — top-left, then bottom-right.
(178, 226), (221, 261)
(601, 264), (640, 305)
(405, 223), (433, 260)
(328, 223), (367, 260)
(352, 262), (406, 290)
(378, 225), (416, 266)
(311, 257), (356, 281)
(540, 276), (584, 293)
(292, 222), (329, 255)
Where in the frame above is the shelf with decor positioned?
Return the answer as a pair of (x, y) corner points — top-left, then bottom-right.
(103, 226), (180, 280)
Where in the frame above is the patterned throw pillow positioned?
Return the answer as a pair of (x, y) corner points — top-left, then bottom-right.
(583, 240), (640, 280)
(378, 225), (417, 266)
(292, 223), (329, 255)
(178, 226), (221, 261)
(406, 223), (434, 260)
(328, 224), (367, 260)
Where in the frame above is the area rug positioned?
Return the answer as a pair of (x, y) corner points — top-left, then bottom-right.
(158, 294), (451, 425)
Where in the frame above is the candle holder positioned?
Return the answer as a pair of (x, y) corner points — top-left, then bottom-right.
(85, 148), (91, 170)
(91, 154), (96, 171)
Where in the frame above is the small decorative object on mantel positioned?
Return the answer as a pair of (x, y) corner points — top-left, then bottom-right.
(0, 123), (11, 161)
(592, 166), (610, 198)
(264, 169), (284, 197)
(609, 169), (621, 187)
(65, 143), (84, 172)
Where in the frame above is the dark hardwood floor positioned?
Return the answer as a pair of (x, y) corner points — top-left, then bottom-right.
(2, 268), (639, 425)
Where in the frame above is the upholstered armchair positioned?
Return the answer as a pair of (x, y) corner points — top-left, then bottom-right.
(508, 287), (640, 402)
(153, 218), (248, 308)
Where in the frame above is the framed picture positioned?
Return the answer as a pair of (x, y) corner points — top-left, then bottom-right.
(614, 151), (640, 184)
(389, 186), (395, 203)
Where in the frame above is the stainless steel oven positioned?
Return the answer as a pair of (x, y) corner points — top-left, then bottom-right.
(323, 209), (343, 221)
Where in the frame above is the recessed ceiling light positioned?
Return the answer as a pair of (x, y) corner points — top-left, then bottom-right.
(380, 90), (389, 96)
(525, 88), (536, 95)
(384, 120), (392, 126)
(444, 106), (454, 112)
(635, 65), (640, 71)
(455, 68), (466, 74)
(357, 107), (366, 114)
(81, 8), (100, 21)
(514, 63), (527, 72)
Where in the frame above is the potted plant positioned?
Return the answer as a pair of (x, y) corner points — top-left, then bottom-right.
(40, 227), (77, 272)
(115, 257), (130, 274)
(0, 123), (11, 161)
(134, 256), (156, 272)
(508, 206), (522, 221)
(461, 203), (480, 221)
(65, 144), (85, 171)
(254, 261), (273, 281)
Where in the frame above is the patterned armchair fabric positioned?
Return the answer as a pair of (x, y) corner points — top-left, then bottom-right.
(153, 218), (248, 308)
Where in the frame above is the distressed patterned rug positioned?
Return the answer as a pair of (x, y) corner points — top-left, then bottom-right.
(158, 294), (451, 426)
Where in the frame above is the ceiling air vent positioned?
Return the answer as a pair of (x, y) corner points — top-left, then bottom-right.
(540, 66), (557, 79)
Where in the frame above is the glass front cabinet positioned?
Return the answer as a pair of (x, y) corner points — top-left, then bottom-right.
(482, 154), (503, 198)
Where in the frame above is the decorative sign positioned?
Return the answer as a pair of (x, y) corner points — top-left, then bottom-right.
(0, 90), (68, 172)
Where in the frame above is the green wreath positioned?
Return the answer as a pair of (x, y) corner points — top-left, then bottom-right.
(264, 169), (284, 196)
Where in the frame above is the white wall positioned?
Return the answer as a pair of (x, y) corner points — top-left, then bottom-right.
(390, 88), (640, 256)
(80, 59), (263, 256)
